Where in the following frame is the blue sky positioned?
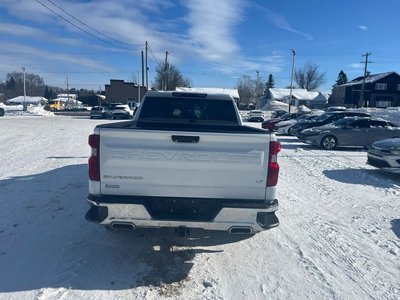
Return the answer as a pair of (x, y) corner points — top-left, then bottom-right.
(1, 0), (400, 93)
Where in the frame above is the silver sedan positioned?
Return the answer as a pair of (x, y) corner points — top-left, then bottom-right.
(367, 137), (400, 173)
(300, 117), (400, 150)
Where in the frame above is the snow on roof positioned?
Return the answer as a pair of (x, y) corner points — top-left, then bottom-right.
(261, 100), (289, 111)
(6, 96), (47, 104)
(176, 87), (240, 99)
(54, 97), (82, 105)
(57, 94), (78, 99)
(342, 72), (399, 86)
(267, 88), (327, 101)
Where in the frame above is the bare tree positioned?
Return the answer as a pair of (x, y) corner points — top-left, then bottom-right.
(295, 61), (326, 90)
(236, 75), (257, 109)
(4, 71), (45, 97)
(153, 62), (191, 91)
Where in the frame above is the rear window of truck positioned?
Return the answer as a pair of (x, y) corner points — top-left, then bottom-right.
(138, 97), (239, 125)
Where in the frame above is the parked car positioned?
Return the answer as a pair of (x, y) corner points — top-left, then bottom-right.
(112, 104), (134, 119)
(325, 106), (347, 112)
(262, 112), (307, 131)
(299, 117), (400, 149)
(275, 114), (320, 135)
(90, 106), (113, 119)
(0, 107), (4, 117)
(367, 137), (400, 173)
(290, 111), (371, 137)
(248, 110), (264, 122)
(272, 110), (288, 118)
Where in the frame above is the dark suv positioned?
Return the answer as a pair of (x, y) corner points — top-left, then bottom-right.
(291, 111), (371, 138)
(90, 106), (113, 119)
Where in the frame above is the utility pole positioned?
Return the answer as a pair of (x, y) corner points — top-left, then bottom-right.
(98, 85), (101, 106)
(145, 41), (148, 90)
(165, 51), (169, 91)
(141, 50), (144, 94)
(21, 67), (26, 111)
(138, 71), (140, 102)
(66, 76), (70, 108)
(358, 52), (372, 108)
(256, 70), (260, 98)
(289, 49), (296, 113)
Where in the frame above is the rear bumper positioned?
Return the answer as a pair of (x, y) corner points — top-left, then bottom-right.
(248, 117), (264, 122)
(113, 112), (132, 119)
(85, 194), (279, 233)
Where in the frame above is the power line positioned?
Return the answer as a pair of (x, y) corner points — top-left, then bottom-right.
(147, 44), (163, 67)
(44, 0), (140, 48)
(33, 0), (139, 51)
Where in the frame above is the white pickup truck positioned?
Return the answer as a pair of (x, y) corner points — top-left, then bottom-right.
(86, 91), (281, 235)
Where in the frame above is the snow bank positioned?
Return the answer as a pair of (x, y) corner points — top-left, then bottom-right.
(367, 107), (400, 123)
(0, 104), (54, 117)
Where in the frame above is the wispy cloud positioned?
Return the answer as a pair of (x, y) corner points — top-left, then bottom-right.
(183, 0), (243, 60)
(0, 42), (117, 73)
(0, 22), (82, 46)
(0, 0), (285, 85)
(252, 4), (313, 40)
(183, 0), (284, 74)
(349, 63), (364, 69)
(358, 25), (368, 31)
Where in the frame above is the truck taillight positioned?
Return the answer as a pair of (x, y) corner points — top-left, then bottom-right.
(88, 134), (100, 181)
(267, 141), (281, 186)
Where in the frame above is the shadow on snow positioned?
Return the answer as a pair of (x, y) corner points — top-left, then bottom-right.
(0, 164), (253, 292)
(391, 219), (400, 240)
(323, 168), (399, 188)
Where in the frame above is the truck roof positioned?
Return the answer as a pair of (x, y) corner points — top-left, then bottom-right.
(145, 90), (234, 101)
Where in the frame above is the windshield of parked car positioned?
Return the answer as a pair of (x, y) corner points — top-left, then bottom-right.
(296, 114), (311, 121)
(332, 117), (359, 127)
(114, 105), (127, 109)
(313, 112), (335, 122)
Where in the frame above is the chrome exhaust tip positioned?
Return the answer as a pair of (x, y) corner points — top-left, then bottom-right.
(228, 226), (254, 234)
(110, 222), (136, 230)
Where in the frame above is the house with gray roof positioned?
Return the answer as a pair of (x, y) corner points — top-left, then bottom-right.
(329, 72), (400, 108)
(257, 88), (327, 110)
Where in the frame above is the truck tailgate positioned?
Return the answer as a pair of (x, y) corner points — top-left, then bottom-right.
(99, 128), (271, 200)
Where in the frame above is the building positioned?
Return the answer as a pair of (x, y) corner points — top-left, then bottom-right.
(329, 72), (400, 108)
(258, 88), (327, 110)
(105, 79), (147, 108)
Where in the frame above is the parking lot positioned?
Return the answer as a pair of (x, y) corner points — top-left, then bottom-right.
(0, 115), (399, 299)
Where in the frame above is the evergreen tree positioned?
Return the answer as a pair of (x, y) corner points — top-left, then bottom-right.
(264, 74), (275, 93)
(335, 70), (348, 85)
(44, 85), (50, 99)
(49, 87), (56, 99)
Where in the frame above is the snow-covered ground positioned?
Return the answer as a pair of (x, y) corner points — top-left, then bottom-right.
(0, 109), (399, 300)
